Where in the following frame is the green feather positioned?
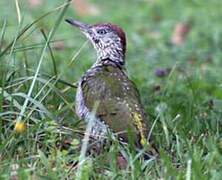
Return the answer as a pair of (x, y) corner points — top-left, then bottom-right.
(81, 64), (148, 146)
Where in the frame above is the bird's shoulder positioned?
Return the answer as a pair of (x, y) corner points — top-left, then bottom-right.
(81, 64), (140, 101)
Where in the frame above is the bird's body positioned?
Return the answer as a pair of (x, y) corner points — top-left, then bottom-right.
(66, 19), (151, 150)
(76, 59), (148, 146)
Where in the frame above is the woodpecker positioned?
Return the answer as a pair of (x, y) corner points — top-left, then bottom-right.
(66, 19), (153, 153)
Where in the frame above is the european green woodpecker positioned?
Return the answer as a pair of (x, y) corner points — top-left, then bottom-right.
(66, 19), (154, 155)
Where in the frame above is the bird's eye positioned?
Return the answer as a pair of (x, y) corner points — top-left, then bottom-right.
(97, 29), (107, 35)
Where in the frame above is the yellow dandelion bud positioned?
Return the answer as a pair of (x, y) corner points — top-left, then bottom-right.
(14, 121), (26, 133)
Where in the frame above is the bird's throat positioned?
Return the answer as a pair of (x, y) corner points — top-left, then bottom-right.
(96, 47), (125, 66)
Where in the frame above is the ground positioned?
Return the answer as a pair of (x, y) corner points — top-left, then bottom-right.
(0, 0), (222, 179)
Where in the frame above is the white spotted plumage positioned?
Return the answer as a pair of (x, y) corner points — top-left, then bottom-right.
(66, 19), (149, 149)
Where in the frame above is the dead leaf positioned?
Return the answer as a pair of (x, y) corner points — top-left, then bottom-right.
(72, 0), (101, 16)
(117, 155), (127, 169)
(171, 22), (191, 45)
(53, 41), (65, 50)
(28, 0), (43, 8)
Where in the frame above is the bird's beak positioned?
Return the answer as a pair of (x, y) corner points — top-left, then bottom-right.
(65, 19), (90, 33)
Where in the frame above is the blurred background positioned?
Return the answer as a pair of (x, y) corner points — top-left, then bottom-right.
(1, 0), (222, 179)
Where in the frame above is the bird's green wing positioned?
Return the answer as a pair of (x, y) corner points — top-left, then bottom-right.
(81, 65), (149, 146)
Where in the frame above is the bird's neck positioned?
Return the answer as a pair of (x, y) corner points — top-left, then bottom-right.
(95, 46), (125, 67)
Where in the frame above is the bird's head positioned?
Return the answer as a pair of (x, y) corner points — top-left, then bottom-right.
(66, 19), (126, 66)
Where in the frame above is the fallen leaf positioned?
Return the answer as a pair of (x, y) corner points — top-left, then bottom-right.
(171, 22), (191, 45)
(117, 155), (127, 169)
(28, 0), (43, 8)
(53, 41), (65, 50)
(72, 0), (101, 16)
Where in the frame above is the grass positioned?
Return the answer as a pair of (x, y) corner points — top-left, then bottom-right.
(1, 0), (222, 179)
